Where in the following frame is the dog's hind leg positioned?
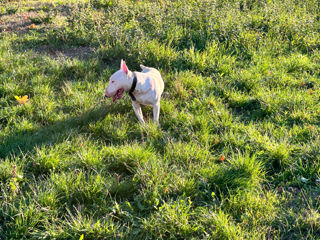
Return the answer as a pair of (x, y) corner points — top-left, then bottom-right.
(132, 101), (145, 124)
(152, 101), (160, 125)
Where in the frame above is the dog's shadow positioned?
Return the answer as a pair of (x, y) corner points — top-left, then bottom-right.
(0, 103), (133, 159)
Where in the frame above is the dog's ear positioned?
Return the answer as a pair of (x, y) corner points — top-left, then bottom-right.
(120, 59), (128, 74)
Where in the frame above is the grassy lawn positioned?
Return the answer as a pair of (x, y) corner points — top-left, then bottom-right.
(1, 0), (320, 239)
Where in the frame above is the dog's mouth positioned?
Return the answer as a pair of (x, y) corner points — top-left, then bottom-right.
(112, 88), (124, 102)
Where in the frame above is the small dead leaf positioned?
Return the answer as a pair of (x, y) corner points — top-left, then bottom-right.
(219, 155), (226, 161)
(114, 173), (120, 183)
(308, 89), (313, 95)
(29, 23), (37, 29)
(11, 165), (17, 177)
(213, 138), (219, 145)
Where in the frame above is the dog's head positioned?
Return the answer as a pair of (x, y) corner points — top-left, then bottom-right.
(105, 60), (129, 102)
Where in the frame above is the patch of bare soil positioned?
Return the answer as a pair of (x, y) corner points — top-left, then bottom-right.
(0, 12), (39, 33)
(0, 3), (94, 60)
(0, 2), (71, 33)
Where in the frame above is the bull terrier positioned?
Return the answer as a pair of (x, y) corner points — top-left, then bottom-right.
(105, 60), (164, 124)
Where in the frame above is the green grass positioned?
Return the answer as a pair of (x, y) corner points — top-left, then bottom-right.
(1, 0), (320, 239)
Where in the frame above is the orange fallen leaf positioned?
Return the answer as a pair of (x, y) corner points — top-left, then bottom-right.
(29, 23), (37, 29)
(219, 155), (226, 161)
(213, 138), (219, 145)
(15, 95), (28, 104)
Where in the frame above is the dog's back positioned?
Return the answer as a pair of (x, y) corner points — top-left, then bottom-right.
(140, 65), (164, 94)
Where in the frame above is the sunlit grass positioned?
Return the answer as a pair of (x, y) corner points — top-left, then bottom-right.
(1, 0), (320, 239)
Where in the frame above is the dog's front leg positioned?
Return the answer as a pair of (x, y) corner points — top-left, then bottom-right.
(132, 101), (145, 124)
(152, 101), (160, 125)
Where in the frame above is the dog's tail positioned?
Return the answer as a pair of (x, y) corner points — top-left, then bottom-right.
(140, 65), (149, 70)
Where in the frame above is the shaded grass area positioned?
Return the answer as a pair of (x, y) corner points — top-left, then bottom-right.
(1, 0), (320, 239)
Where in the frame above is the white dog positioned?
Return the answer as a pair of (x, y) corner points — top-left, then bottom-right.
(105, 60), (164, 124)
